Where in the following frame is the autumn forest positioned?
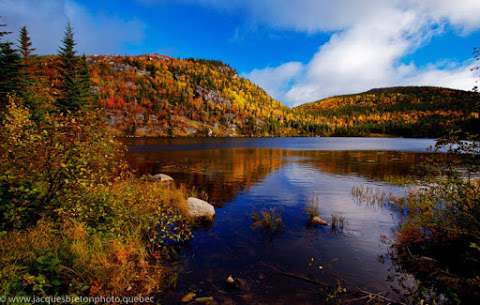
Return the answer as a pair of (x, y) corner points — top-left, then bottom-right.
(15, 53), (480, 138)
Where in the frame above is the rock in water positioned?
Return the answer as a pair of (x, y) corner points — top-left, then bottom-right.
(152, 173), (174, 183)
(235, 278), (250, 291)
(311, 216), (328, 226)
(187, 197), (215, 221)
(195, 297), (214, 303)
(181, 292), (196, 303)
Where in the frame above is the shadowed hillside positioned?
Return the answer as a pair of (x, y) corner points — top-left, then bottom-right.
(295, 86), (480, 137)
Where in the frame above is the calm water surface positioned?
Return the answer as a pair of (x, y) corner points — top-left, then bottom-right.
(125, 137), (438, 304)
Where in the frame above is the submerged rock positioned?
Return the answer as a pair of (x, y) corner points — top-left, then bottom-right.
(194, 296), (214, 303)
(235, 278), (250, 291)
(225, 275), (250, 291)
(187, 197), (215, 221)
(311, 216), (328, 226)
(152, 173), (174, 182)
(181, 292), (196, 303)
(226, 275), (235, 286)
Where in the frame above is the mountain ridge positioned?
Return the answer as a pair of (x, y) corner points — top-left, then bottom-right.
(28, 55), (479, 137)
(295, 86), (479, 137)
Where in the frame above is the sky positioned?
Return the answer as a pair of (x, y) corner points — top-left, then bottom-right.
(1, 0), (480, 106)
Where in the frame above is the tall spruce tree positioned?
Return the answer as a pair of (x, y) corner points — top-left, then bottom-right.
(0, 20), (21, 117)
(18, 26), (35, 60)
(78, 55), (92, 108)
(17, 25), (44, 116)
(56, 22), (82, 113)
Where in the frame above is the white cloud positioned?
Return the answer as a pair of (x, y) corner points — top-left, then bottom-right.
(157, 0), (480, 32)
(0, 0), (145, 54)
(150, 0), (479, 104)
(405, 0), (480, 32)
(208, 0), (480, 105)
(402, 63), (477, 90)
(3, 0), (478, 104)
(245, 62), (303, 100)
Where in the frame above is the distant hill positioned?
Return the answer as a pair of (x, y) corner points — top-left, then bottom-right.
(295, 86), (480, 137)
(31, 55), (316, 137)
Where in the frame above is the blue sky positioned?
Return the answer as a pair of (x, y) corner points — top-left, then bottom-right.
(1, 0), (480, 106)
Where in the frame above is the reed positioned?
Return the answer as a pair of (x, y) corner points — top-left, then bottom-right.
(306, 195), (321, 219)
(251, 208), (283, 233)
(351, 185), (392, 208)
(331, 214), (345, 233)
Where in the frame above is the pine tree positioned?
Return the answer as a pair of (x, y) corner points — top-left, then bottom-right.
(56, 22), (82, 113)
(16, 25), (44, 117)
(18, 26), (35, 60)
(78, 55), (92, 108)
(0, 20), (21, 117)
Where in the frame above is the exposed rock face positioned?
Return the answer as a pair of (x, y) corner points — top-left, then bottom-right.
(152, 173), (174, 182)
(311, 216), (328, 226)
(187, 197), (215, 220)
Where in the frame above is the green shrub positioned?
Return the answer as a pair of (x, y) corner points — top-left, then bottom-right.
(0, 100), (193, 299)
(395, 138), (480, 303)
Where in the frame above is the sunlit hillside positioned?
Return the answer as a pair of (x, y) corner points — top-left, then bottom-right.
(26, 55), (479, 138)
(29, 55), (322, 137)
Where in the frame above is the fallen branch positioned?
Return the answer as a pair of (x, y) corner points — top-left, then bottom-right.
(342, 295), (371, 304)
(260, 262), (328, 287)
(358, 288), (407, 305)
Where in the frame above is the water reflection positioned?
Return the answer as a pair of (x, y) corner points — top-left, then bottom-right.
(125, 138), (436, 304)
(127, 148), (287, 206)
(127, 148), (434, 206)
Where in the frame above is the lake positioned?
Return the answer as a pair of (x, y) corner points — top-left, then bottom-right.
(125, 137), (438, 304)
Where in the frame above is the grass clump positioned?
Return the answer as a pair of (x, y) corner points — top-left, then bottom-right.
(351, 185), (395, 208)
(0, 220), (164, 296)
(305, 205), (321, 219)
(251, 208), (283, 233)
(330, 214), (345, 233)
(305, 195), (321, 219)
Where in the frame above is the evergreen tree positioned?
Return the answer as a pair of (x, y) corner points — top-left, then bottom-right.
(17, 25), (45, 117)
(18, 26), (35, 60)
(78, 55), (92, 108)
(56, 22), (82, 113)
(0, 20), (21, 117)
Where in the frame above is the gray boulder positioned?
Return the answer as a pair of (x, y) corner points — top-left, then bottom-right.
(187, 197), (215, 221)
(152, 173), (174, 183)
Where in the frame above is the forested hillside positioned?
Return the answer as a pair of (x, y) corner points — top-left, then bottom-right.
(295, 86), (480, 137)
(28, 55), (320, 137)
(21, 54), (480, 138)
